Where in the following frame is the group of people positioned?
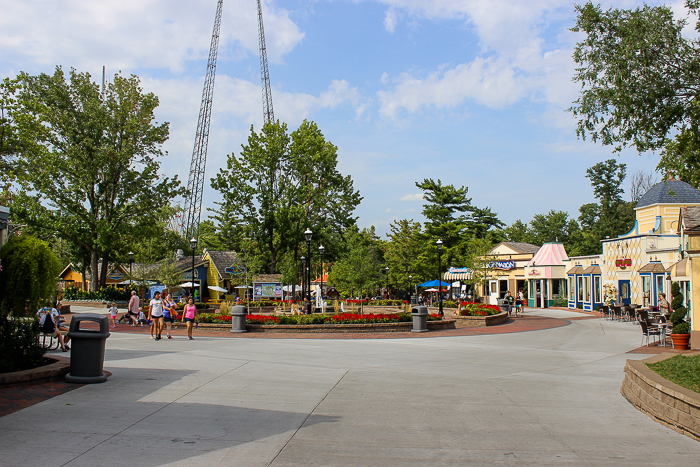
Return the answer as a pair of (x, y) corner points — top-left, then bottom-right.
(37, 301), (70, 352)
(503, 290), (525, 318)
(123, 290), (199, 340)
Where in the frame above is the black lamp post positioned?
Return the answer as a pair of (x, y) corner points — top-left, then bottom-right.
(409, 274), (412, 299)
(319, 244), (325, 303)
(385, 266), (389, 299)
(190, 237), (198, 300)
(128, 251), (134, 287)
(436, 238), (443, 317)
(304, 228), (313, 307)
(300, 256), (306, 301)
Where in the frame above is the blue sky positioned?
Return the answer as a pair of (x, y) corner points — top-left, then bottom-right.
(0, 0), (682, 237)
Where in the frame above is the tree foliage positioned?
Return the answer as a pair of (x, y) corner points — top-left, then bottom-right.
(8, 67), (184, 290)
(328, 227), (383, 304)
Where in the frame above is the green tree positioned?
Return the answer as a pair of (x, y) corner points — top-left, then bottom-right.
(570, 1), (700, 181)
(8, 67), (184, 291)
(212, 120), (362, 274)
(0, 236), (61, 373)
(415, 178), (471, 250)
(328, 227), (383, 309)
(384, 219), (430, 293)
(504, 220), (531, 244)
(528, 210), (576, 246)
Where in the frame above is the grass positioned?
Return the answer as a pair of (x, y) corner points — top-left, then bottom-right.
(646, 354), (700, 394)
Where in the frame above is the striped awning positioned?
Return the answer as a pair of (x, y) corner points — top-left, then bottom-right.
(668, 257), (691, 279)
(443, 271), (471, 280)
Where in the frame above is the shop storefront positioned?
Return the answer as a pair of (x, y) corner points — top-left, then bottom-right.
(524, 242), (569, 308)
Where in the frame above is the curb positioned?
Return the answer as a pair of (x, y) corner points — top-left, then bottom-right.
(168, 320), (456, 333)
(0, 356), (70, 388)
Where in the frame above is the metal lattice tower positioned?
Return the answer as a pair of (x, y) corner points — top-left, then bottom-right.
(257, 0), (274, 124)
(182, 0), (223, 241)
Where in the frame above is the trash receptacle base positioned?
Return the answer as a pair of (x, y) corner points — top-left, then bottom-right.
(65, 373), (108, 384)
(411, 329), (429, 333)
(230, 329), (247, 333)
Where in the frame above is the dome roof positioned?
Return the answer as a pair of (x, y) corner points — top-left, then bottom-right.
(635, 180), (700, 209)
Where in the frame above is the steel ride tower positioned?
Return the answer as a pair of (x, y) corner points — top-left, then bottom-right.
(181, 0), (223, 241)
(257, 0), (275, 124)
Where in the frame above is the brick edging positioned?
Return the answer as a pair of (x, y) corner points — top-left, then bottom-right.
(621, 353), (700, 440)
(0, 355), (70, 388)
(453, 312), (508, 328)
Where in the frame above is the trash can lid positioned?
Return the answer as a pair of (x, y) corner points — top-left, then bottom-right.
(69, 313), (110, 333)
(411, 306), (428, 315)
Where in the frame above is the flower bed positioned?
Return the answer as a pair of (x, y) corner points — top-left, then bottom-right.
(197, 312), (442, 325)
(457, 302), (500, 316)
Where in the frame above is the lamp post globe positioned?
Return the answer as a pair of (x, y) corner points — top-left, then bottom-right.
(436, 239), (443, 317)
(128, 251), (134, 287)
(189, 237), (198, 300)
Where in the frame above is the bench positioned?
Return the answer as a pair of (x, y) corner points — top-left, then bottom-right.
(38, 330), (67, 350)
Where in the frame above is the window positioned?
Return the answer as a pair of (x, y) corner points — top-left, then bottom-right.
(594, 276), (601, 303)
(490, 282), (497, 293)
(578, 276), (583, 301)
(529, 281), (535, 298)
(584, 277), (591, 302)
(642, 276), (651, 294)
(656, 275), (664, 297)
(569, 278), (574, 300)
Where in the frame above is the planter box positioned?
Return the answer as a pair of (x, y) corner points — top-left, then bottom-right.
(453, 311), (508, 328)
(171, 319), (455, 333)
(0, 355), (70, 388)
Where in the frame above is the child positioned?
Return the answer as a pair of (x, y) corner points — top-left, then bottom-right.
(109, 302), (118, 328)
(138, 308), (146, 328)
(514, 296), (523, 318)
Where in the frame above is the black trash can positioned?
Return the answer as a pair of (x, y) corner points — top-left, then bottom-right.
(410, 295), (417, 305)
(65, 313), (110, 383)
(230, 305), (248, 333)
(411, 306), (429, 333)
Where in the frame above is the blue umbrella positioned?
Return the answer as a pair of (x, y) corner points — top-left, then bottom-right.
(417, 280), (451, 287)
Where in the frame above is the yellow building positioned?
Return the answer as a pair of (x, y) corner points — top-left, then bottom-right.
(201, 250), (241, 302)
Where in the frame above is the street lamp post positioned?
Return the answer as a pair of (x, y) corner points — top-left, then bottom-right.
(385, 266), (389, 299)
(319, 244), (325, 307)
(190, 237), (198, 300)
(304, 228), (313, 311)
(436, 239), (443, 317)
(409, 274), (412, 300)
(300, 256), (306, 301)
(128, 251), (134, 287)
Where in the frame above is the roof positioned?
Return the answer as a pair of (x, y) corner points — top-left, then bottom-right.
(203, 251), (239, 279)
(496, 241), (541, 254)
(176, 255), (206, 272)
(527, 242), (569, 267)
(567, 266), (583, 275)
(636, 180), (700, 209)
(582, 265), (602, 275)
(682, 206), (700, 232)
(638, 262), (667, 274)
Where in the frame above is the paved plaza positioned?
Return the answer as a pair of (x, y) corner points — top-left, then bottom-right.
(2, 308), (700, 466)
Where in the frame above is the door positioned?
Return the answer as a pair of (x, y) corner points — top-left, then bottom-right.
(489, 280), (499, 305)
(618, 280), (631, 305)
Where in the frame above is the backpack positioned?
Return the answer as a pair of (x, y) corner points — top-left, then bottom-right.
(40, 312), (56, 333)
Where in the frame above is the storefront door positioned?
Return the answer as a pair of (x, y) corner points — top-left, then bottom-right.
(618, 280), (631, 305)
(489, 280), (499, 305)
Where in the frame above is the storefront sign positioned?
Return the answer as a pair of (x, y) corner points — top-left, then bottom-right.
(224, 265), (246, 275)
(448, 267), (470, 274)
(488, 260), (515, 270)
(615, 259), (632, 269)
(106, 270), (126, 281)
(528, 270), (541, 276)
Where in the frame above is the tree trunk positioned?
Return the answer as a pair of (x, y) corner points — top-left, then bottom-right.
(99, 251), (110, 288)
(90, 250), (99, 292)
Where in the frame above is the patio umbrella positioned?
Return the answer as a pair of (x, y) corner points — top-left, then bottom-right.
(208, 285), (228, 293)
(425, 288), (438, 292)
(178, 282), (196, 288)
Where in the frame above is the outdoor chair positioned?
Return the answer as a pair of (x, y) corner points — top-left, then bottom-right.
(600, 305), (609, 320)
(637, 309), (649, 323)
(640, 320), (661, 347)
(624, 306), (636, 324)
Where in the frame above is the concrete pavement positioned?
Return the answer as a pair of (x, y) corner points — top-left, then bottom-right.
(2, 308), (699, 466)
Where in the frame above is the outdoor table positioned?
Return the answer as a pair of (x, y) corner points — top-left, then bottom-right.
(652, 322), (672, 347)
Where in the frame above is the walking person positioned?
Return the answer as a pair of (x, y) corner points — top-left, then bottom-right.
(109, 302), (118, 328)
(162, 292), (175, 339)
(149, 291), (164, 341)
(128, 290), (140, 326)
(504, 290), (514, 317)
(182, 297), (198, 340)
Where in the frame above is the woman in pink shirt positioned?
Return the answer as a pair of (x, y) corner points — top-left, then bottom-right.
(181, 297), (198, 340)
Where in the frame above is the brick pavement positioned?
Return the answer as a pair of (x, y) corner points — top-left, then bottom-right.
(0, 380), (83, 418)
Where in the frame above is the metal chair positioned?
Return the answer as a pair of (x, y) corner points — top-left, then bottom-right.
(639, 320), (661, 347)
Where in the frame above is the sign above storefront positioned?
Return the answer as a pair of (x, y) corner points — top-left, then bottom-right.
(448, 267), (470, 274)
(528, 269), (541, 276)
(488, 260), (515, 270)
(224, 265), (246, 275)
(615, 259), (632, 269)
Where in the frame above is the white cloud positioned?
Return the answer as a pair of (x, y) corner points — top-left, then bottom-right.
(0, 0), (304, 73)
(384, 6), (400, 33)
(399, 193), (424, 201)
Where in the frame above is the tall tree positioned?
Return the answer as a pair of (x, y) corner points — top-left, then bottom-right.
(328, 227), (383, 307)
(384, 219), (430, 293)
(570, 1), (700, 181)
(212, 120), (361, 274)
(583, 159), (635, 240)
(9, 67), (183, 290)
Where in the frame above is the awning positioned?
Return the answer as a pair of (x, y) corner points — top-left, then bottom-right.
(443, 271), (471, 280)
(668, 257), (691, 280)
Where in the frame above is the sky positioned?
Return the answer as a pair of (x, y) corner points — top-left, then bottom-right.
(0, 0), (689, 238)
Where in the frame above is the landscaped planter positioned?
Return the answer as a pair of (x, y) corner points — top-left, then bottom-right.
(0, 355), (70, 388)
(671, 333), (691, 350)
(171, 320), (455, 333)
(453, 311), (508, 328)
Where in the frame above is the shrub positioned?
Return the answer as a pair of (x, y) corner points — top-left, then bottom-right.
(458, 302), (500, 316)
(671, 282), (683, 310)
(670, 306), (689, 334)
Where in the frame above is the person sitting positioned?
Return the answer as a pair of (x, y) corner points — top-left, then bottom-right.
(39, 308), (70, 352)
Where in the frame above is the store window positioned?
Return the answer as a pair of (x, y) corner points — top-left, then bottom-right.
(656, 275), (664, 297)
(594, 276), (601, 303)
(584, 277), (591, 302)
(529, 281), (535, 299)
(569, 278), (574, 300)
(577, 276), (583, 301)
